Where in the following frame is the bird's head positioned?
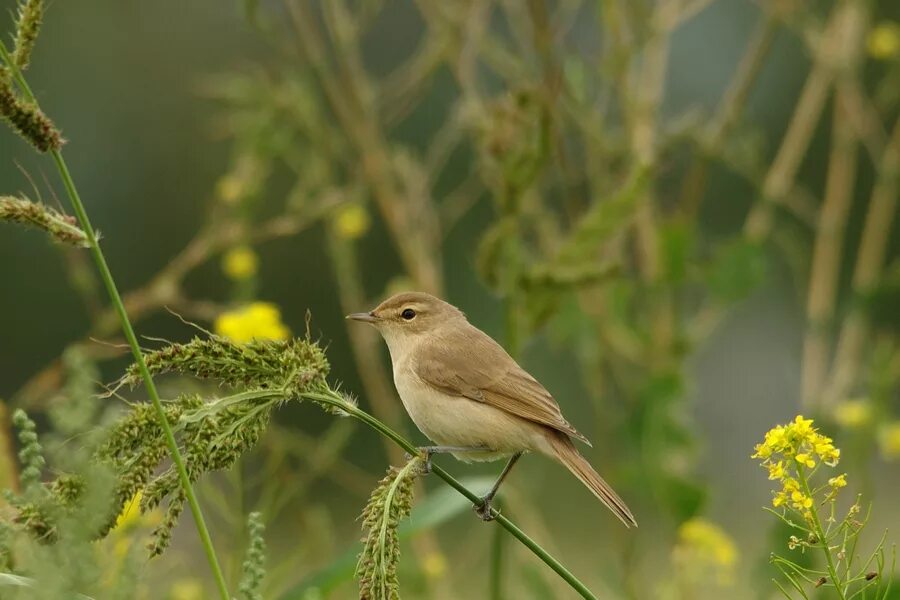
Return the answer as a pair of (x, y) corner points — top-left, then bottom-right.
(346, 291), (465, 350)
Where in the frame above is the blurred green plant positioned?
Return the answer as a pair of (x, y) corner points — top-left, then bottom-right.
(1, 0), (899, 597)
(0, 0), (230, 594)
(238, 512), (267, 600)
(357, 456), (424, 600)
(0, 321), (606, 597)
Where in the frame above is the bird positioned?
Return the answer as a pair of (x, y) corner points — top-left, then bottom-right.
(347, 291), (636, 527)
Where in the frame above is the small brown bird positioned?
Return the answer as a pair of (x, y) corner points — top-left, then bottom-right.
(347, 291), (636, 527)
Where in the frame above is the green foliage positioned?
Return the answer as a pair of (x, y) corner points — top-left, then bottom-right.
(238, 512), (267, 600)
(0, 196), (89, 246)
(281, 477), (495, 599)
(707, 240), (767, 303)
(4, 334), (332, 559)
(0, 378), (145, 599)
(10, 0), (43, 70)
(0, 80), (61, 152)
(121, 336), (329, 397)
(12, 409), (44, 493)
(1, 0), (899, 598)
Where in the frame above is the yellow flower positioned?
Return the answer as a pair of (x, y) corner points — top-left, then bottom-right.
(421, 551), (447, 579)
(169, 579), (205, 600)
(675, 518), (738, 584)
(767, 460), (785, 480)
(112, 490), (160, 532)
(834, 399), (872, 428)
(793, 415), (813, 436)
(114, 491), (144, 531)
(216, 174), (243, 204)
(790, 490), (812, 510)
(782, 478), (799, 494)
(222, 245), (259, 281)
(332, 203), (370, 240)
(879, 421), (900, 460)
(109, 490), (162, 559)
(813, 435), (840, 466)
(753, 415), (840, 469)
(214, 302), (290, 343)
(215, 155), (263, 205)
(795, 453), (815, 468)
(754, 416), (846, 516)
(868, 22), (900, 60)
(752, 442), (772, 460)
(828, 474), (847, 489)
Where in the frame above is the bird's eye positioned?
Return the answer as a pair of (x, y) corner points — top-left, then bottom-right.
(401, 308), (416, 320)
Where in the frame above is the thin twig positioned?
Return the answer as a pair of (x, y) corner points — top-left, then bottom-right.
(824, 119), (900, 407)
(802, 86), (860, 410)
(677, 11), (777, 218)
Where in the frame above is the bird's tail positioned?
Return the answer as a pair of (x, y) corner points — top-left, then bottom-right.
(546, 431), (637, 528)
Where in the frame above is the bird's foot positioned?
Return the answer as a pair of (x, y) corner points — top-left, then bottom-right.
(411, 446), (443, 473)
(474, 495), (498, 522)
(404, 449), (431, 473)
(420, 448), (435, 474)
(410, 445), (490, 474)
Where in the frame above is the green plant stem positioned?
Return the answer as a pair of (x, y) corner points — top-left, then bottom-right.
(302, 390), (599, 600)
(797, 463), (846, 600)
(489, 499), (505, 600)
(0, 42), (230, 600)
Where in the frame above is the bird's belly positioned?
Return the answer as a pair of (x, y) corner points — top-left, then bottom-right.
(394, 374), (543, 463)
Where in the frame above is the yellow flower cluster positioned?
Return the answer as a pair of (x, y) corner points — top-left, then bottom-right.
(332, 203), (371, 240)
(421, 551), (448, 579)
(169, 579), (205, 600)
(868, 22), (900, 60)
(214, 302), (290, 343)
(752, 416), (842, 516)
(674, 518), (738, 584)
(221, 245), (259, 281)
(879, 421), (900, 460)
(833, 399), (872, 429)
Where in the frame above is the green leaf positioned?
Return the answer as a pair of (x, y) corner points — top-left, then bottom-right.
(661, 474), (706, 522)
(660, 221), (695, 284)
(638, 371), (684, 407)
(0, 573), (94, 599)
(563, 57), (589, 104)
(707, 239), (766, 302)
(523, 564), (558, 599)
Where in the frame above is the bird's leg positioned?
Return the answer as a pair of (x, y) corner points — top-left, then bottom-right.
(475, 451), (523, 521)
(411, 445), (490, 473)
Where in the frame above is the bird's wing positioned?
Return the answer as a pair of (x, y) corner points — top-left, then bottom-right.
(414, 325), (591, 445)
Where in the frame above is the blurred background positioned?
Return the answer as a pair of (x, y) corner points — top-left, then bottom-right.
(1, 0), (899, 598)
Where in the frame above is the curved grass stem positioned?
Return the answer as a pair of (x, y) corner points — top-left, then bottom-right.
(0, 41), (230, 600)
(302, 389), (599, 600)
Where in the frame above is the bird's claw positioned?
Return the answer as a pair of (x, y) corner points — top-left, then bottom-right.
(414, 447), (434, 474)
(474, 496), (497, 522)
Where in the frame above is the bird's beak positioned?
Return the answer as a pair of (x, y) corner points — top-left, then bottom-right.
(346, 311), (379, 323)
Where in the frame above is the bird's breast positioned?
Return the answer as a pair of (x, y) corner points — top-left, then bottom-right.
(392, 363), (546, 462)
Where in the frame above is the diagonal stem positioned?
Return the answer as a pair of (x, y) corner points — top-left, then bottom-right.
(302, 390), (599, 600)
(0, 42), (230, 600)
